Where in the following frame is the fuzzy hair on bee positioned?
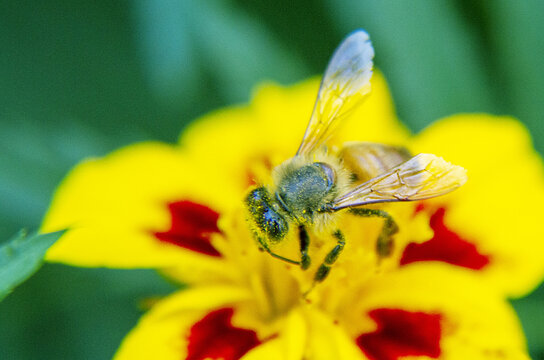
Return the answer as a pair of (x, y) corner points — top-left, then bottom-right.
(244, 30), (467, 287)
(270, 150), (352, 231)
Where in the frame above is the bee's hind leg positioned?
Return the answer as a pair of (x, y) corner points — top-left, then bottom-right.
(349, 208), (399, 259)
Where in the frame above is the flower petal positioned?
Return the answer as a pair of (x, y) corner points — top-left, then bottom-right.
(186, 308), (260, 360)
(400, 207), (490, 269)
(356, 308), (441, 359)
(114, 285), (254, 360)
(410, 115), (544, 296)
(244, 308), (366, 360)
(304, 309), (367, 360)
(154, 200), (221, 257)
(241, 310), (307, 360)
(116, 287), (312, 360)
(41, 142), (236, 273)
(339, 264), (530, 359)
(240, 339), (285, 360)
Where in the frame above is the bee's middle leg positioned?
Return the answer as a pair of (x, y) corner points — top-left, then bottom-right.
(349, 208), (399, 258)
(314, 230), (346, 283)
(298, 226), (311, 270)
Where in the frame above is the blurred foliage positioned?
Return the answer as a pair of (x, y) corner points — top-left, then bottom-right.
(0, 0), (542, 358)
(0, 230), (63, 301)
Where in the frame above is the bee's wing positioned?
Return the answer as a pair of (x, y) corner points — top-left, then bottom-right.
(331, 154), (467, 210)
(297, 30), (374, 155)
(339, 142), (412, 183)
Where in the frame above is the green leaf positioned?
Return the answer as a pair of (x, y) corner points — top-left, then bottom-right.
(0, 229), (65, 301)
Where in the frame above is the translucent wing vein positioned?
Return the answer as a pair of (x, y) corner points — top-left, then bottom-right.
(332, 154), (467, 209)
(297, 30), (374, 155)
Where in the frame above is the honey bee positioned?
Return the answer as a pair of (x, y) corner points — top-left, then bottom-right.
(245, 30), (467, 285)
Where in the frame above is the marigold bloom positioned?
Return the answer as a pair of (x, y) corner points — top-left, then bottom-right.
(42, 73), (544, 359)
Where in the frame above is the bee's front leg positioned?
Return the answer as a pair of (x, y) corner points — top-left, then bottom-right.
(349, 208), (398, 259)
(253, 231), (300, 265)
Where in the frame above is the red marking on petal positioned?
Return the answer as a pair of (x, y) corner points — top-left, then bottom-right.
(413, 202), (426, 215)
(187, 308), (261, 360)
(400, 208), (490, 270)
(246, 173), (257, 187)
(246, 156), (273, 187)
(356, 308), (442, 360)
(154, 200), (222, 257)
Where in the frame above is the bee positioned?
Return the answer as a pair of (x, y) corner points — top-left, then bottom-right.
(245, 30), (467, 285)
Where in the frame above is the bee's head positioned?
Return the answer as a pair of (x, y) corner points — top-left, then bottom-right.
(245, 186), (288, 243)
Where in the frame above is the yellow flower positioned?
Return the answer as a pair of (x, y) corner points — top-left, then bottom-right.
(41, 72), (544, 359)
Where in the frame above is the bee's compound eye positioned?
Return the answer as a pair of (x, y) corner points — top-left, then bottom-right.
(245, 187), (288, 242)
(245, 187), (268, 205)
(313, 162), (336, 190)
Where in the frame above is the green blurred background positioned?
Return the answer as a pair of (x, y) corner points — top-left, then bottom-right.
(1, 0), (543, 358)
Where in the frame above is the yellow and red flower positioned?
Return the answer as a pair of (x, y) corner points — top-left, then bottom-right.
(41, 73), (544, 359)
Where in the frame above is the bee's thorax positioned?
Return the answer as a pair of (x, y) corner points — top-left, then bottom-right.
(274, 162), (338, 224)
